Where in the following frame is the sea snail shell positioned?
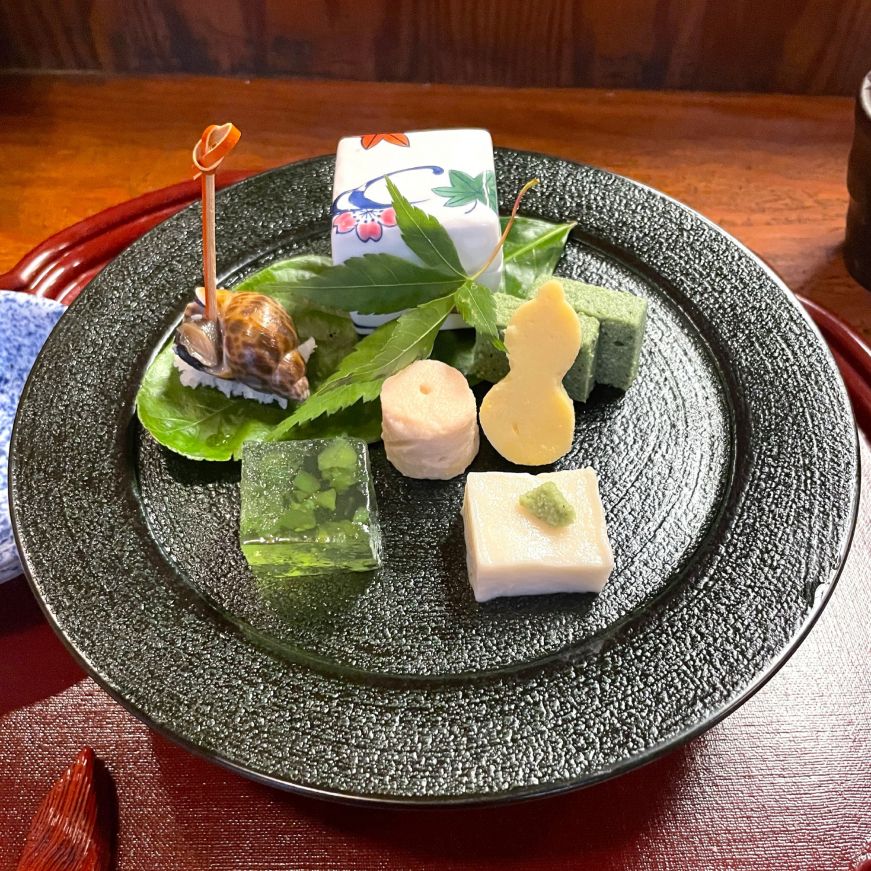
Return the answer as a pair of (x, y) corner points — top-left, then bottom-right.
(175, 289), (313, 401)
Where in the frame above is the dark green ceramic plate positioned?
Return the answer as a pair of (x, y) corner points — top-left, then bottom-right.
(10, 151), (858, 805)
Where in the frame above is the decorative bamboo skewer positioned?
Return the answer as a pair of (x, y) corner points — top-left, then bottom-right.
(192, 123), (241, 321)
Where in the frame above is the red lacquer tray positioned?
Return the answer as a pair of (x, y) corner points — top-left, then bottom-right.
(1, 179), (869, 870)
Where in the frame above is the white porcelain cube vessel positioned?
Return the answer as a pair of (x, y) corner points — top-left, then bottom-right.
(331, 129), (503, 331)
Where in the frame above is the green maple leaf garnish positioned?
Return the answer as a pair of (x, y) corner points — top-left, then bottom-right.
(386, 177), (464, 275)
(268, 295), (456, 439)
(267, 254), (464, 315)
(454, 281), (505, 351)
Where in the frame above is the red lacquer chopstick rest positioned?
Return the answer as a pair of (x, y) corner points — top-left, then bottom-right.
(16, 748), (112, 871)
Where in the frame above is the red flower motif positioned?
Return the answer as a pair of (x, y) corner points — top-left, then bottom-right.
(333, 212), (356, 233)
(331, 207), (397, 242)
(360, 133), (410, 150)
(356, 221), (383, 242)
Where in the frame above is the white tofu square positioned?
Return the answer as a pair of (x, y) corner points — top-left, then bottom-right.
(462, 469), (614, 602)
(331, 129), (503, 331)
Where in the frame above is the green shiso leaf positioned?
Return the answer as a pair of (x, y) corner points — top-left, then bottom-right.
(386, 177), (464, 276)
(268, 294), (455, 439)
(135, 344), (287, 462)
(501, 216), (575, 297)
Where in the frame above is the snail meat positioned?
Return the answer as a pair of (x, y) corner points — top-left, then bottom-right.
(173, 288), (315, 408)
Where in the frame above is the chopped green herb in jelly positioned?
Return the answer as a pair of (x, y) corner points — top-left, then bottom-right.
(315, 489), (337, 511)
(280, 504), (318, 533)
(519, 481), (576, 528)
(293, 470), (321, 494)
(318, 439), (358, 472)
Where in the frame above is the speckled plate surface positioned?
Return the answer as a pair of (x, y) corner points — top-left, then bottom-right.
(9, 152), (858, 804)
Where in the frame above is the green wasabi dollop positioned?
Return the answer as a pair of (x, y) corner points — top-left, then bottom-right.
(519, 481), (576, 528)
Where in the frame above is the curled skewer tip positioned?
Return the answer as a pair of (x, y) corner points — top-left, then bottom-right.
(192, 122), (241, 178)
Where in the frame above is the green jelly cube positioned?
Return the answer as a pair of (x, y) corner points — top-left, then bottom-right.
(240, 438), (381, 577)
(542, 277), (648, 391)
(471, 292), (600, 402)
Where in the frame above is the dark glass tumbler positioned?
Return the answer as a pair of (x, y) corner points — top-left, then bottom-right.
(845, 72), (871, 290)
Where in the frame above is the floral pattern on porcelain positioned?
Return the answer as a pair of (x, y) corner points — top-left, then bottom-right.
(332, 207), (397, 243)
(331, 165), (447, 243)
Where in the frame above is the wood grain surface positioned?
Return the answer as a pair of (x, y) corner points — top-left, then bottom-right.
(1, 0), (870, 96)
(0, 73), (867, 339)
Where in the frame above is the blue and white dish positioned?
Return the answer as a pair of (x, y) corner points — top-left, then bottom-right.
(0, 293), (65, 582)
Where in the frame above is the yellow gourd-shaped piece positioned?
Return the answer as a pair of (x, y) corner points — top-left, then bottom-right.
(479, 280), (582, 465)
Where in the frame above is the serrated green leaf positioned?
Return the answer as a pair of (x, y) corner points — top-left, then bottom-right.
(274, 253), (463, 314)
(386, 177), (464, 276)
(454, 281), (499, 339)
(310, 316), (400, 390)
(269, 295), (455, 440)
(279, 398), (383, 444)
(328, 294), (456, 387)
(501, 216), (576, 297)
(269, 379), (384, 438)
(135, 344), (288, 462)
(272, 323), (399, 433)
(233, 254), (332, 292)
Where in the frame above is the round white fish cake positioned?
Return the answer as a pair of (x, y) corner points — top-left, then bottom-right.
(380, 359), (479, 479)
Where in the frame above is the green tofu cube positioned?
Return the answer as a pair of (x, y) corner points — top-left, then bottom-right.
(471, 292), (600, 402)
(240, 438), (381, 577)
(543, 277), (648, 391)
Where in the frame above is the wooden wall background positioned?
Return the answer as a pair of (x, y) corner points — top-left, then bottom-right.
(1, 0), (869, 96)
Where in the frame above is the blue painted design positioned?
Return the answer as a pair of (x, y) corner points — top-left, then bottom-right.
(331, 165), (445, 216)
(0, 293), (65, 582)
